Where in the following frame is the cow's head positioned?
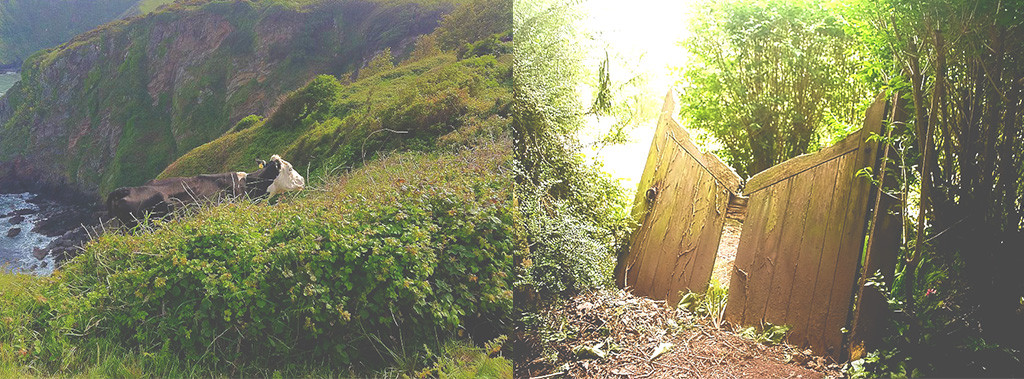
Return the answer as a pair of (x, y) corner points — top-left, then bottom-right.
(247, 154), (305, 197)
(267, 155), (304, 196)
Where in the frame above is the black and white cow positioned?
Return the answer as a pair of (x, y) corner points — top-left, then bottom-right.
(106, 154), (304, 227)
(244, 154), (306, 198)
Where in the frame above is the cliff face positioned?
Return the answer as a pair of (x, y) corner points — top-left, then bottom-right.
(0, 0), (445, 196)
(0, 0), (141, 68)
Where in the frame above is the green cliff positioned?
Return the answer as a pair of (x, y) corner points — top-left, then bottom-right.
(0, 0), (448, 195)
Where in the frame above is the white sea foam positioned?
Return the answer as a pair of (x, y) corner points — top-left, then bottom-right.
(0, 193), (57, 275)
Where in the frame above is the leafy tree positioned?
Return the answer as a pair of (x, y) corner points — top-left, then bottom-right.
(436, 0), (512, 51)
(836, 0), (1024, 376)
(677, 0), (873, 177)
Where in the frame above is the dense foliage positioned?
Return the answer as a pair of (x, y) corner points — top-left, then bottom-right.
(1, 145), (512, 374)
(512, 0), (630, 303)
(833, 0), (1024, 376)
(677, 0), (873, 178)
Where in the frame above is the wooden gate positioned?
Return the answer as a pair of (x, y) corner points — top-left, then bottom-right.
(615, 93), (742, 305)
(724, 95), (885, 357)
(618, 92), (894, 359)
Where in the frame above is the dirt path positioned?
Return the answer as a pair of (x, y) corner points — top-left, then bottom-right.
(711, 218), (742, 289)
(516, 289), (843, 378)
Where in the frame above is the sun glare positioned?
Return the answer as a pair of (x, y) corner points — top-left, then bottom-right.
(579, 0), (696, 194)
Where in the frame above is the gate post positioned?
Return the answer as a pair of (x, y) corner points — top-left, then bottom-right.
(847, 94), (904, 360)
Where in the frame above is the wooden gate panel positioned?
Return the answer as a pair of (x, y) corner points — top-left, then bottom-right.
(763, 167), (818, 326)
(785, 157), (843, 347)
(617, 93), (742, 305)
(821, 100), (886, 354)
(740, 182), (793, 327)
(723, 183), (774, 324)
(645, 154), (702, 298)
(724, 95), (885, 357)
(803, 152), (857, 353)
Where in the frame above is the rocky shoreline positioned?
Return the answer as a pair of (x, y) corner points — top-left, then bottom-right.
(1, 188), (105, 270)
(29, 194), (104, 264)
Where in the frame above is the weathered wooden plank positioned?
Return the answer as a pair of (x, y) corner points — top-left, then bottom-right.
(675, 177), (727, 301)
(805, 152), (857, 353)
(633, 160), (683, 296)
(685, 183), (731, 298)
(742, 180), (793, 326)
(642, 147), (699, 299)
(820, 94), (886, 357)
(666, 167), (710, 300)
(623, 134), (680, 292)
(661, 95), (742, 194)
(762, 164), (818, 328)
(745, 129), (862, 194)
(657, 154), (707, 300)
(724, 186), (773, 323)
(782, 157), (843, 347)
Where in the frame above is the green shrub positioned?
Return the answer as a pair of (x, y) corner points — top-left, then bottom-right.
(231, 114), (264, 132)
(265, 75), (343, 130)
(2, 145), (512, 373)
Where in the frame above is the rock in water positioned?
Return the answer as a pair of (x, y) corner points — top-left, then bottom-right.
(14, 208), (36, 216)
(9, 215), (25, 224)
(7, 227), (21, 238)
(33, 247), (48, 260)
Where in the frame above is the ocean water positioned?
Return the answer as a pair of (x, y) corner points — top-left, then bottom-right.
(0, 192), (56, 275)
(0, 71), (19, 96)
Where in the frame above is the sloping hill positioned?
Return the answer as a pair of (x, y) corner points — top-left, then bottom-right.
(0, 0), (449, 195)
(0, 0), (511, 375)
(160, 51), (511, 183)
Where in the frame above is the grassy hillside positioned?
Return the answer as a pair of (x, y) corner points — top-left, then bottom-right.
(125, 0), (177, 16)
(0, 143), (512, 376)
(0, 0), (511, 375)
(161, 53), (510, 181)
(158, 0), (511, 183)
(0, 0), (450, 195)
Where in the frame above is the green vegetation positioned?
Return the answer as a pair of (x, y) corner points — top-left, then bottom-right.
(512, 1), (633, 375)
(0, 0), (455, 194)
(1, 0), (512, 375)
(833, 0), (1024, 376)
(513, 0), (630, 303)
(0, 144), (512, 376)
(677, 0), (873, 178)
(160, 37), (510, 186)
(130, 0), (176, 15)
